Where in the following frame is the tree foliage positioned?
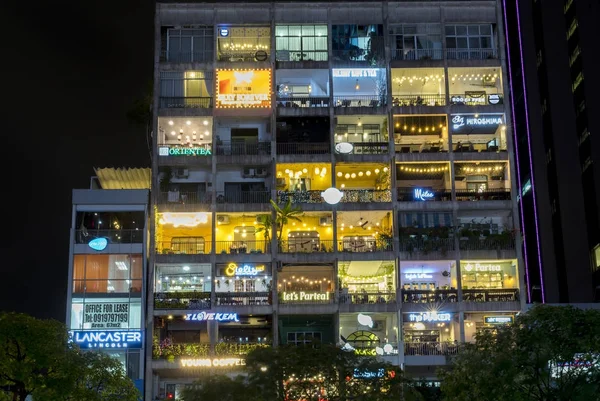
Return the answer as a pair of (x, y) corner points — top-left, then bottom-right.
(440, 305), (600, 401)
(0, 312), (139, 401)
(271, 199), (303, 241)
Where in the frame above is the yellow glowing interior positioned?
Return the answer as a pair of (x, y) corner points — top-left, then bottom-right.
(334, 163), (390, 190)
(156, 212), (213, 254)
(276, 163), (332, 191)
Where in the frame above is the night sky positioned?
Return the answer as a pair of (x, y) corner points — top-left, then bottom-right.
(2, 1), (154, 320)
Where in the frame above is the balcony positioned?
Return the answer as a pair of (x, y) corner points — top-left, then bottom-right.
(401, 289), (458, 304)
(340, 189), (392, 204)
(391, 48), (443, 61)
(154, 292), (211, 310)
(153, 341), (269, 360)
(404, 342), (459, 356)
(74, 229), (143, 244)
(462, 288), (519, 303)
(397, 188), (452, 202)
(276, 143), (330, 155)
(159, 97), (213, 109)
(392, 95), (446, 107)
(399, 238), (455, 260)
(156, 240), (212, 256)
(216, 141), (271, 156)
(157, 191), (211, 211)
(160, 50), (213, 64)
(215, 292), (271, 306)
(278, 239), (335, 254)
(216, 191), (271, 204)
(215, 240), (270, 255)
(455, 188), (511, 201)
(339, 238), (393, 253)
(446, 48), (498, 60)
(339, 292), (395, 304)
(276, 96), (330, 108)
(334, 95), (387, 109)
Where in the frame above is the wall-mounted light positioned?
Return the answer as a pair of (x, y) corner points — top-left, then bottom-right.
(355, 79), (360, 90)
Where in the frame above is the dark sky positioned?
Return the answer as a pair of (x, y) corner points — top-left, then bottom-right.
(1, 1), (154, 321)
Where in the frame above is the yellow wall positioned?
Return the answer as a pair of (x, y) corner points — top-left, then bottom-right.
(284, 215), (334, 241)
(276, 163), (332, 191)
(215, 214), (270, 242)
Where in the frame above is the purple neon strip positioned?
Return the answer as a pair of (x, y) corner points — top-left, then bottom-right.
(501, 0), (532, 302)
(514, 0), (545, 303)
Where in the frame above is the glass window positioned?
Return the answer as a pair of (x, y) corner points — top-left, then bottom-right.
(159, 71), (214, 108)
(287, 331), (322, 345)
(332, 24), (384, 62)
(70, 297), (142, 330)
(276, 24), (328, 61)
(167, 28), (214, 62)
(389, 24), (442, 60)
(72, 254), (143, 294)
(217, 26), (270, 62)
(445, 24), (495, 59)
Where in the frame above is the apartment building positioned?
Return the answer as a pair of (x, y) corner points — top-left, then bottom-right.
(148, 1), (524, 399)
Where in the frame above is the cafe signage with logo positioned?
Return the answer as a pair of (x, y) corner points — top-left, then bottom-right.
(216, 69), (271, 108)
(158, 146), (212, 156)
(282, 292), (330, 302)
(180, 358), (246, 367)
(463, 263), (502, 272)
(184, 312), (240, 322)
(220, 262), (267, 277)
(450, 92), (503, 106)
(413, 188), (434, 201)
(70, 330), (143, 349)
(484, 316), (514, 324)
(451, 113), (504, 130)
(408, 312), (452, 323)
(88, 237), (108, 251)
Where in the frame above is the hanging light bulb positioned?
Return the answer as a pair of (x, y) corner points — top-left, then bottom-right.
(337, 171), (343, 177)
(355, 79), (360, 90)
(357, 118), (362, 127)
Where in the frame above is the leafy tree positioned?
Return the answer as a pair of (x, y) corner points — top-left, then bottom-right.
(255, 213), (273, 251)
(270, 199), (303, 242)
(0, 313), (139, 401)
(440, 305), (600, 401)
(181, 375), (260, 401)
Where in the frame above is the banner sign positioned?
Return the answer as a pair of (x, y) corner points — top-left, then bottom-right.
(70, 330), (142, 349)
(84, 303), (129, 329)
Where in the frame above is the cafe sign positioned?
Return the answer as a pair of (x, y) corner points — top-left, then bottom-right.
(463, 263), (502, 272)
(158, 146), (212, 156)
(408, 312), (452, 323)
(405, 273), (433, 280)
(451, 113), (504, 130)
(223, 263), (266, 277)
(282, 292), (330, 302)
(216, 69), (271, 108)
(413, 188), (434, 201)
(184, 312), (240, 322)
(180, 358), (246, 367)
(484, 316), (514, 325)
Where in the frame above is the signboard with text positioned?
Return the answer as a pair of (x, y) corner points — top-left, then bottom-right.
(451, 113), (504, 131)
(484, 316), (514, 325)
(158, 145), (212, 156)
(70, 330), (143, 349)
(216, 69), (271, 108)
(218, 262), (269, 277)
(83, 302), (130, 329)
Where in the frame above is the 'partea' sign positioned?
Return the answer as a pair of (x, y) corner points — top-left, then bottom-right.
(282, 292), (330, 302)
(184, 312), (240, 322)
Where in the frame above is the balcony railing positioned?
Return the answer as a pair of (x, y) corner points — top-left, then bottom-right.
(339, 292), (396, 304)
(340, 189), (392, 203)
(391, 48), (443, 61)
(397, 188), (452, 202)
(154, 292), (211, 310)
(446, 48), (498, 60)
(215, 292), (271, 306)
(218, 51), (271, 63)
(75, 229), (143, 244)
(159, 96), (212, 108)
(335, 142), (389, 155)
(156, 240), (212, 255)
(462, 288), (519, 302)
(216, 191), (271, 204)
(277, 190), (325, 204)
(404, 342), (459, 356)
(215, 240), (269, 254)
(401, 289), (458, 303)
(332, 40), (384, 62)
(459, 238), (515, 251)
(334, 95), (387, 108)
(160, 50), (213, 63)
(276, 50), (328, 62)
(157, 191), (211, 205)
(339, 239), (393, 252)
(276, 96), (330, 108)
(455, 188), (511, 201)
(216, 141), (271, 156)
(279, 292), (336, 304)
(399, 238), (455, 254)
(153, 342), (269, 359)
(276, 142), (330, 155)
(279, 239), (335, 253)
(392, 95), (446, 107)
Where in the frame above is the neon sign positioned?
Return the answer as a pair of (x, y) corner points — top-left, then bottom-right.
(88, 237), (108, 251)
(404, 273), (433, 280)
(219, 27), (229, 37)
(216, 69), (271, 108)
(451, 114), (504, 130)
(484, 316), (514, 324)
(70, 330), (142, 349)
(184, 312), (240, 322)
(225, 263), (265, 277)
(463, 263), (502, 272)
(158, 146), (212, 156)
(408, 312), (452, 323)
(180, 358), (245, 367)
(332, 69), (378, 78)
(414, 188), (434, 201)
(282, 292), (330, 302)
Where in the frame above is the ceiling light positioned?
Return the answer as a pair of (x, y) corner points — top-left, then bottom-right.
(203, 120), (209, 126)
(170, 131), (176, 136)
(168, 120), (174, 126)
(186, 120), (191, 125)
(115, 261), (128, 270)
(183, 266), (190, 271)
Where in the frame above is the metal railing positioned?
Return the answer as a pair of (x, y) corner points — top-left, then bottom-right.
(392, 95), (446, 107)
(404, 342), (459, 356)
(446, 48), (498, 60)
(216, 141), (271, 156)
(334, 95), (387, 108)
(156, 240), (212, 255)
(455, 188), (511, 201)
(215, 241), (270, 254)
(160, 50), (213, 63)
(157, 191), (211, 205)
(391, 48), (443, 61)
(72, 280), (142, 294)
(75, 229), (143, 244)
(153, 342), (269, 359)
(462, 288), (519, 302)
(453, 141), (506, 152)
(159, 96), (212, 108)
(216, 191), (271, 204)
(332, 41), (385, 62)
(279, 292), (336, 304)
(449, 94), (504, 106)
(215, 292), (271, 306)
(217, 51), (271, 62)
(276, 96), (330, 108)
(276, 142), (330, 155)
(335, 142), (389, 155)
(339, 239), (393, 252)
(459, 238), (515, 251)
(401, 289), (458, 304)
(279, 239), (335, 253)
(399, 238), (455, 253)
(277, 190), (324, 204)
(340, 189), (392, 203)
(339, 292), (396, 304)
(397, 188), (452, 202)
(154, 292), (211, 310)
(276, 50), (328, 62)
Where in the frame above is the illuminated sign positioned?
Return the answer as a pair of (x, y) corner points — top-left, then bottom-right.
(484, 316), (514, 325)
(463, 263), (502, 272)
(404, 273), (433, 280)
(184, 312), (240, 322)
(354, 368), (385, 378)
(83, 302), (129, 329)
(158, 146), (212, 156)
(216, 69), (271, 108)
(488, 94), (502, 104)
(408, 312), (452, 323)
(180, 358), (246, 367)
(70, 330), (142, 349)
(450, 92), (502, 106)
(357, 313), (373, 328)
(451, 114), (504, 130)
(219, 27), (229, 37)
(88, 237), (108, 251)
(282, 292), (330, 302)
(335, 142), (354, 154)
(225, 263), (265, 277)
(414, 188), (434, 201)
(333, 68), (378, 78)
(354, 344), (398, 356)
(321, 187), (344, 205)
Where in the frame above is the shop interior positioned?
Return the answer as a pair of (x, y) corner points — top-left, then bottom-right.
(332, 68), (387, 107)
(335, 163), (391, 193)
(448, 67), (503, 105)
(277, 264), (335, 294)
(216, 26), (271, 62)
(393, 115), (448, 153)
(464, 312), (516, 343)
(396, 163), (451, 201)
(214, 263), (272, 294)
(451, 113), (507, 152)
(283, 212), (334, 253)
(278, 314), (335, 345)
(215, 213), (271, 254)
(276, 69), (330, 107)
(460, 260), (518, 290)
(331, 24), (384, 62)
(402, 312), (458, 346)
(72, 254), (143, 293)
(156, 212), (213, 254)
(339, 313), (398, 352)
(75, 211), (145, 244)
(155, 263), (212, 293)
(157, 117), (213, 150)
(335, 115), (388, 147)
(337, 211), (393, 252)
(338, 260), (395, 299)
(276, 163), (332, 192)
(214, 117), (272, 153)
(391, 68), (445, 106)
(454, 162), (510, 197)
(160, 70), (213, 107)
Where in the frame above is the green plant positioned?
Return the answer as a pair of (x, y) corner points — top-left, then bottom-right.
(255, 214), (273, 252)
(270, 199), (303, 242)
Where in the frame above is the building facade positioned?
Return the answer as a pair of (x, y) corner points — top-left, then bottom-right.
(504, 0), (600, 303)
(148, 1), (524, 399)
(66, 168), (150, 396)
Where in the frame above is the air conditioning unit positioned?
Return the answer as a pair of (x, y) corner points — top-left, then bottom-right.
(243, 168), (256, 177)
(319, 216), (333, 226)
(256, 168), (268, 177)
(276, 178), (286, 188)
(217, 215), (230, 224)
(174, 168), (189, 178)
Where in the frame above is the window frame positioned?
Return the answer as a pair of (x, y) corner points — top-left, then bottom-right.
(275, 25), (328, 61)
